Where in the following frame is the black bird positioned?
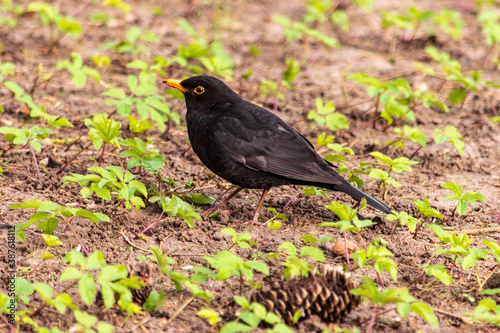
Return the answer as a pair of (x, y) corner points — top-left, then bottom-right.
(164, 76), (391, 224)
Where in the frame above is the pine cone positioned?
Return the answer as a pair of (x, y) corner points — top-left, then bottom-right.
(251, 266), (361, 325)
(130, 261), (153, 305)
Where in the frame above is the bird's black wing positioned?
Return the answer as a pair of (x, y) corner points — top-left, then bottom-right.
(213, 102), (342, 186)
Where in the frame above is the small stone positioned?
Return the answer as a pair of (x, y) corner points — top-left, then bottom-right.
(332, 239), (360, 256)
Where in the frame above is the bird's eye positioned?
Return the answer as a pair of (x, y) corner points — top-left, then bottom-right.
(194, 86), (205, 94)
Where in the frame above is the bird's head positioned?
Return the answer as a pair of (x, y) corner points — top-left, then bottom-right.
(163, 75), (241, 113)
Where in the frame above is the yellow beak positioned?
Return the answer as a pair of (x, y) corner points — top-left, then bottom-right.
(163, 79), (187, 93)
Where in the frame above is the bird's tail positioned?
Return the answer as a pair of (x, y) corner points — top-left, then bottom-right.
(330, 182), (392, 214)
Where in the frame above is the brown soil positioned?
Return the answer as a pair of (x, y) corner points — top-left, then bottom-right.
(1, 0), (499, 332)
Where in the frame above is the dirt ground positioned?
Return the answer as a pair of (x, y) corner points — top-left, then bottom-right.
(1, 0), (500, 332)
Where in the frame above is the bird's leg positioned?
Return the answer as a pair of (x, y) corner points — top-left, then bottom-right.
(204, 186), (243, 216)
(249, 189), (270, 225)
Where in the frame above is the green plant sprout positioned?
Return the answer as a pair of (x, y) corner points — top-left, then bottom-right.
(84, 113), (122, 166)
(272, 15), (339, 49)
(26, 2), (82, 50)
(62, 165), (147, 212)
(102, 61), (179, 132)
(368, 152), (418, 198)
(260, 59), (300, 113)
(349, 73), (448, 128)
(204, 250), (269, 296)
(101, 27), (159, 55)
(319, 201), (373, 268)
(276, 241), (325, 279)
(414, 196), (443, 221)
(308, 98), (349, 131)
(221, 228), (257, 250)
(0, 0), (24, 28)
(120, 137), (165, 175)
(386, 210), (420, 237)
(352, 242), (398, 285)
(352, 276), (439, 330)
(8, 200), (109, 255)
(149, 245), (212, 303)
(2, 80), (73, 127)
(173, 18), (235, 80)
(302, 0), (350, 35)
(384, 125), (428, 152)
(433, 125), (464, 156)
(416, 47), (500, 111)
(441, 182), (487, 217)
(478, 10), (500, 67)
(56, 52), (101, 88)
(0, 126), (52, 179)
(219, 296), (292, 333)
(467, 298), (500, 327)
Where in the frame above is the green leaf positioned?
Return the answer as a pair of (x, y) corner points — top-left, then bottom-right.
(64, 251), (87, 268)
(60, 267), (81, 281)
(126, 60), (149, 71)
(441, 182), (462, 195)
(278, 241), (297, 255)
(9, 200), (43, 209)
(410, 302), (439, 328)
(300, 247), (325, 262)
(245, 261), (269, 275)
(143, 289), (165, 311)
(74, 310), (98, 328)
(182, 193), (215, 205)
(79, 274), (96, 306)
(86, 252), (106, 270)
(41, 234), (63, 246)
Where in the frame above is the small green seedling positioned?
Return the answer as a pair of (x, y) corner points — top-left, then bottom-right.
(221, 228), (257, 250)
(8, 200), (109, 255)
(434, 125), (464, 156)
(220, 296), (291, 333)
(120, 137), (165, 174)
(56, 52), (101, 88)
(272, 15), (339, 48)
(441, 182), (486, 217)
(62, 251), (143, 314)
(260, 59), (300, 112)
(2, 80), (72, 127)
(352, 276), (439, 328)
(467, 298), (500, 327)
(277, 241), (325, 279)
(307, 98), (349, 131)
(204, 250), (269, 296)
(0, 126), (52, 179)
(26, 2), (82, 48)
(62, 166), (147, 212)
(102, 61), (179, 132)
(352, 243), (398, 283)
(414, 196), (443, 221)
(101, 27), (159, 55)
(85, 113), (122, 166)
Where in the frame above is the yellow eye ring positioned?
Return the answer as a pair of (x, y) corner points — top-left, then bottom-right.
(194, 86), (205, 94)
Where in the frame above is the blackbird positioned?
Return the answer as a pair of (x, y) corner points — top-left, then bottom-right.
(164, 75), (391, 223)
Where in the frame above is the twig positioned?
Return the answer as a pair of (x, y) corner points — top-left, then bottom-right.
(365, 308), (378, 333)
(167, 297), (194, 323)
(456, 226), (500, 235)
(31, 280), (79, 316)
(139, 212), (165, 235)
(119, 230), (149, 252)
(433, 308), (473, 324)
(28, 142), (41, 180)
(63, 216), (89, 256)
(0, 312), (15, 332)
(56, 141), (93, 175)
